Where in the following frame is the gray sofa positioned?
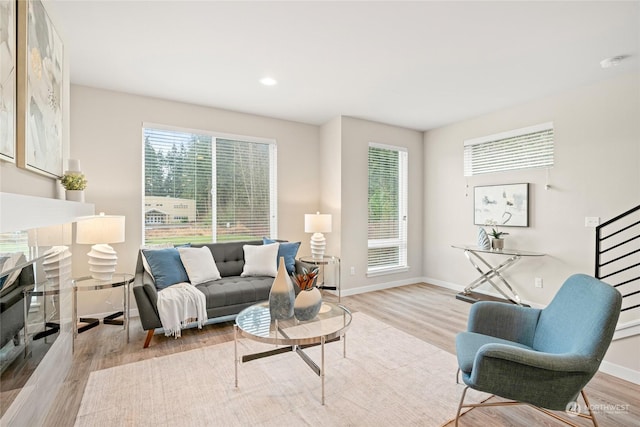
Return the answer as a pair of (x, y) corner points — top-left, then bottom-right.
(133, 240), (302, 348)
(1, 263), (34, 349)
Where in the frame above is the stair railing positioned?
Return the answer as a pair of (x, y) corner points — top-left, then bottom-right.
(595, 204), (640, 312)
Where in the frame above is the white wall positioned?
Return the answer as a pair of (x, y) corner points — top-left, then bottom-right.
(320, 116), (342, 256)
(423, 72), (640, 379)
(70, 85), (320, 315)
(340, 116), (424, 293)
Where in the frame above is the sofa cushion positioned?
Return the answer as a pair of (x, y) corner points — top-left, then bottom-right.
(178, 246), (221, 285)
(263, 238), (301, 274)
(141, 248), (189, 290)
(194, 241), (263, 278)
(241, 242), (279, 277)
(196, 275), (273, 309)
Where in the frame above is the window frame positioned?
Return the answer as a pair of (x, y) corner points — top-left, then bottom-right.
(463, 122), (554, 176)
(367, 142), (409, 276)
(141, 122), (277, 245)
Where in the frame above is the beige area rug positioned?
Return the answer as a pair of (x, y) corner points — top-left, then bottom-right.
(75, 313), (489, 426)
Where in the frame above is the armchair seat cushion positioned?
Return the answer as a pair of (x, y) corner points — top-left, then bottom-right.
(456, 331), (532, 374)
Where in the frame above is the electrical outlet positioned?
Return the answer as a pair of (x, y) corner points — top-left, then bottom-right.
(535, 277), (543, 288)
(350, 266), (355, 275)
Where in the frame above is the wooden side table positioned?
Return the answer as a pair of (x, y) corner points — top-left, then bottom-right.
(72, 273), (134, 347)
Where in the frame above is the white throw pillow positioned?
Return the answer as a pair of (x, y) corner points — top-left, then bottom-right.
(241, 243), (279, 277)
(178, 246), (222, 285)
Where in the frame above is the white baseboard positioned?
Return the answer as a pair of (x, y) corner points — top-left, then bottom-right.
(599, 361), (640, 385)
(339, 276), (423, 297)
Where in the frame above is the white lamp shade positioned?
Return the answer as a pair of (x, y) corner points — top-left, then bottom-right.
(28, 223), (72, 246)
(76, 214), (125, 244)
(304, 213), (332, 233)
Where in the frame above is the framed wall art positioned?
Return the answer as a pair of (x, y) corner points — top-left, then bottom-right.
(0, 0), (16, 163)
(474, 183), (529, 227)
(16, 0), (63, 177)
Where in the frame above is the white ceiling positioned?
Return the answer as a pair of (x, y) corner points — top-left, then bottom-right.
(48, 1), (640, 131)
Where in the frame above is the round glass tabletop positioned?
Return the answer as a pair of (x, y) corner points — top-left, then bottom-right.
(235, 301), (351, 346)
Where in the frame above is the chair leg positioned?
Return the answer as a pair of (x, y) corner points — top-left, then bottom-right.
(453, 387), (598, 427)
(456, 368), (460, 384)
(143, 330), (154, 348)
(580, 389), (599, 427)
(455, 386), (470, 426)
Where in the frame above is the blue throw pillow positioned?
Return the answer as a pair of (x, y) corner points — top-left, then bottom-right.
(141, 247), (189, 290)
(263, 238), (301, 274)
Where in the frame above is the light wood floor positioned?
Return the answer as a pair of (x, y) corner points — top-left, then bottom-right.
(43, 283), (639, 426)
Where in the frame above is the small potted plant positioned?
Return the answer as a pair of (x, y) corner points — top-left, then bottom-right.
(60, 172), (87, 202)
(489, 227), (508, 250)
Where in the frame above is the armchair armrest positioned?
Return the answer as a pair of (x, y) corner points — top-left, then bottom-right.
(468, 301), (541, 346)
(477, 343), (593, 373)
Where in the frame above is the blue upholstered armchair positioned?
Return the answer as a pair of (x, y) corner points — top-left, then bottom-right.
(455, 274), (622, 426)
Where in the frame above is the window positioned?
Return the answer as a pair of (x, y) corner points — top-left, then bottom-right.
(143, 125), (277, 245)
(368, 143), (408, 275)
(464, 122), (554, 176)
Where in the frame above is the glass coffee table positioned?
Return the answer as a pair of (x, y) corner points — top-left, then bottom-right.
(234, 301), (352, 405)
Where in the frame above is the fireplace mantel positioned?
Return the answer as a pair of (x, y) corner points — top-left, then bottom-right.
(0, 192), (94, 232)
(0, 192), (94, 425)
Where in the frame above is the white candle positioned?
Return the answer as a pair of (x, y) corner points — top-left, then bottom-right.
(68, 159), (81, 172)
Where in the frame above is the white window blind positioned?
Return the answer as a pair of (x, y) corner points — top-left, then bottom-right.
(464, 122), (554, 176)
(368, 143), (408, 275)
(143, 126), (276, 245)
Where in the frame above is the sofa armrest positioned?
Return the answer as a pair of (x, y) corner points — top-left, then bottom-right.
(468, 301), (541, 347)
(133, 283), (162, 331)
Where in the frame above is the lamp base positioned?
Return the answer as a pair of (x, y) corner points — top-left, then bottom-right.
(310, 232), (326, 259)
(87, 244), (118, 281)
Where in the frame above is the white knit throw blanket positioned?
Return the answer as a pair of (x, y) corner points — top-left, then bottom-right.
(156, 283), (207, 338)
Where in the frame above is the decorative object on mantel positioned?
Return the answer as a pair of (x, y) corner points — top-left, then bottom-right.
(292, 267), (321, 321)
(304, 212), (332, 259)
(16, 0), (64, 178)
(60, 159), (87, 202)
(76, 212), (125, 281)
(477, 227), (490, 250)
(269, 257), (295, 320)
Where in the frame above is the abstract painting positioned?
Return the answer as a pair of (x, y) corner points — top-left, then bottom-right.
(17, 0), (63, 177)
(0, 0), (16, 162)
(474, 183), (529, 227)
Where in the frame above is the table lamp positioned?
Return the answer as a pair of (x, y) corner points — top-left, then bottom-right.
(28, 223), (73, 283)
(304, 212), (332, 259)
(76, 213), (125, 280)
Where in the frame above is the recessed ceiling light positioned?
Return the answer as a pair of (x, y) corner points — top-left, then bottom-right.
(260, 77), (277, 86)
(600, 55), (628, 69)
